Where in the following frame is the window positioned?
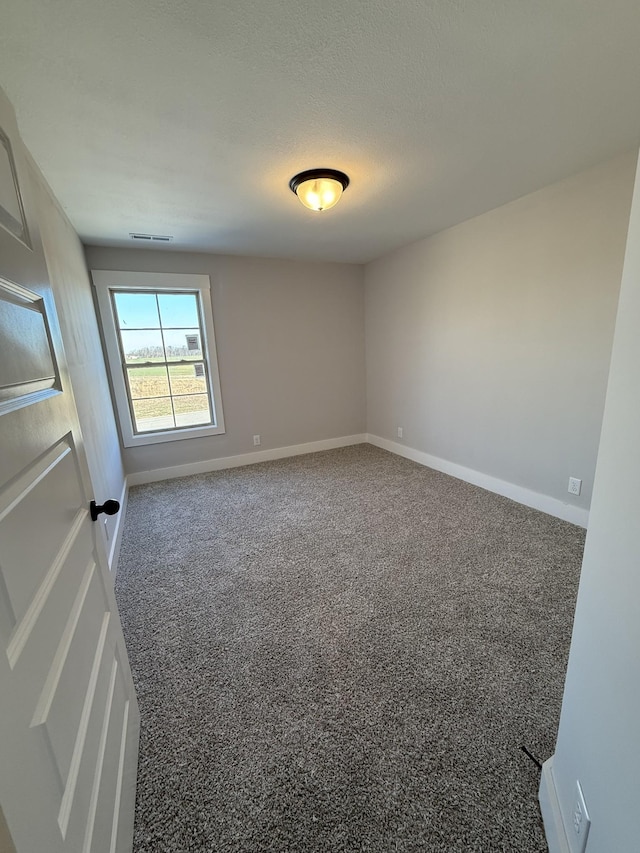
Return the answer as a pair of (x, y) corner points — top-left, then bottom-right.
(92, 271), (225, 447)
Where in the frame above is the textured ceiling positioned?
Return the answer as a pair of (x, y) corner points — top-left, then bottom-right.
(1, 0), (640, 263)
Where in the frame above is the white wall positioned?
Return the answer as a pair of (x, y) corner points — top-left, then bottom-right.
(25, 158), (126, 548)
(365, 153), (635, 516)
(83, 247), (366, 477)
(543, 150), (640, 852)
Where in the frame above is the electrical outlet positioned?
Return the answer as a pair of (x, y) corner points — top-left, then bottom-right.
(571, 781), (591, 853)
(253, 434), (261, 446)
(568, 477), (582, 496)
(397, 427), (403, 439)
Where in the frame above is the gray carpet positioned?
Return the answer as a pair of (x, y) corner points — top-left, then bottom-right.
(115, 444), (585, 852)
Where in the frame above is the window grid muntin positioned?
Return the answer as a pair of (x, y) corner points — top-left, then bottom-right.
(110, 289), (215, 435)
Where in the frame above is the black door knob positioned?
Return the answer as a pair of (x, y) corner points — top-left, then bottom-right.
(90, 499), (121, 522)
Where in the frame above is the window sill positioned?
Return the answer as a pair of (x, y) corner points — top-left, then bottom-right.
(122, 422), (226, 448)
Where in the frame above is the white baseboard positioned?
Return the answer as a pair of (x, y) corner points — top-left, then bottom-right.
(107, 477), (128, 577)
(366, 434), (589, 528)
(124, 432), (587, 527)
(539, 757), (570, 853)
(126, 434), (368, 487)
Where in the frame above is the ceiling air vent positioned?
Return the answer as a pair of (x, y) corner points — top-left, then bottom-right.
(129, 233), (173, 242)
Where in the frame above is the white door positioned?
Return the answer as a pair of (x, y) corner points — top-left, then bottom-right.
(0, 90), (139, 852)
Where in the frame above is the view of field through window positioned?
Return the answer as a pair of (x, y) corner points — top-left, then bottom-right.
(112, 290), (213, 433)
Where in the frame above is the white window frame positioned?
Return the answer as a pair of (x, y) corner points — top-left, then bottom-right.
(92, 270), (225, 447)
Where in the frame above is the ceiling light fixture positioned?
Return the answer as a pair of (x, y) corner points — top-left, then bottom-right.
(289, 168), (350, 212)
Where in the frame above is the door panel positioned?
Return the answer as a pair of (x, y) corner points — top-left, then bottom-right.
(0, 286), (56, 399)
(0, 439), (82, 625)
(0, 88), (139, 853)
(88, 660), (130, 853)
(0, 126), (30, 246)
(47, 577), (109, 789)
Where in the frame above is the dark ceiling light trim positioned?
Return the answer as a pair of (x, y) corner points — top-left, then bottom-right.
(289, 168), (350, 211)
(289, 168), (350, 195)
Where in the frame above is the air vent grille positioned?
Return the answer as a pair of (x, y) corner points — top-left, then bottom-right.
(129, 233), (173, 242)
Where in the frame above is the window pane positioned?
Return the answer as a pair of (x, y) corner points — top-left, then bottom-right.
(113, 292), (160, 329)
(127, 365), (170, 399)
(120, 329), (165, 363)
(157, 293), (199, 328)
(132, 397), (175, 433)
(168, 363), (207, 396)
(173, 394), (211, 427)
(163, 328), (202, 360)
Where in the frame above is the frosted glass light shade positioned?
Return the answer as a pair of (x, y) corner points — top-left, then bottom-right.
(289, 169), (350, 212)
(295, 177), (343, 211)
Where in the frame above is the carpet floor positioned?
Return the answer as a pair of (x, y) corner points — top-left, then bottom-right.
(115, 444), (585, 852)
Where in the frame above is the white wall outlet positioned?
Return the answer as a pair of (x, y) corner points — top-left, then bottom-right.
(568, 477), (582, 496)
(253, 434), (261, 446)
(570, 781), (591, 853)
(397, 427), (403, 439)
